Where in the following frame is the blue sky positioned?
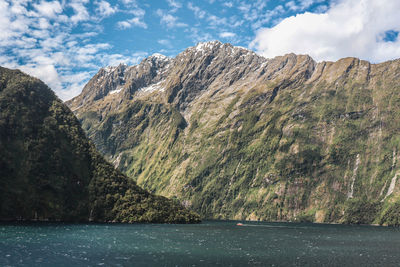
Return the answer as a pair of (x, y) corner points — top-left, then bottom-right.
(0, 0), (399, 100)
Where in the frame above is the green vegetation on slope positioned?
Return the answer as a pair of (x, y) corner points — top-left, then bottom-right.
(0, 67), (199, 223)
(72, 51), (400, 226)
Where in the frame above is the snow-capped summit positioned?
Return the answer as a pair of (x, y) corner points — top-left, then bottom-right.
(150, 53), (170, 61)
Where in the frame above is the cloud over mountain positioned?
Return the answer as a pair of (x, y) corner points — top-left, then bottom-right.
(251, 0), (400, 62)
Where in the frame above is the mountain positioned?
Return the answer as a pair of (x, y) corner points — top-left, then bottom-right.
(0, 66), (200, 223)
(68, 41), (400, 226)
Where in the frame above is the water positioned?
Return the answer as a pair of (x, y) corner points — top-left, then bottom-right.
(1, 221), (400, 266)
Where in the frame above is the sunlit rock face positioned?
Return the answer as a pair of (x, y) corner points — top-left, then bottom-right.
(68, 41), (400, 226)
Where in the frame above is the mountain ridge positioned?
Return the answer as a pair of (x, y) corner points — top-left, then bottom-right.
(68, 41), (400, 225)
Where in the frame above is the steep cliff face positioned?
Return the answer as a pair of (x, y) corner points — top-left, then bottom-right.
(0, 67), (200, 223)
(68, 41), (400, 225)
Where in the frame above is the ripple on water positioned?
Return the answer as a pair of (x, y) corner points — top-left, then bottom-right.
(1, 221), (400, 266)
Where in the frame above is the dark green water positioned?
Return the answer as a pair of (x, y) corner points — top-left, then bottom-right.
(1, 221), (400, 266)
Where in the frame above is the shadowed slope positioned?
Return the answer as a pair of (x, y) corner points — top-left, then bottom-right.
(0, 67), (200, 223)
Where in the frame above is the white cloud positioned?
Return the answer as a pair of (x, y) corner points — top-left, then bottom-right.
(121, 0), (136, 5)
(131, 18), (146, 28)
(58, 71), (92, 101)
(33, 0), (63, 18)
(156, 9), (187, 28)
(101, 52), (147, 66)
(0, 0), (124, 100)
(19, 64), (62, 94)
(167, 0), (181, 8)
(254, 0), (267, 11)
(285, 1), (300, 11)
(96, 0), (117, 17)
(285, 0), (325, 12)
(238, 2), (251, 14)
(117, 17), (147, 29)
(238, 1), (264, 21)
(167, 0), (181, 12)
(9, 0), (28, 15)
(251, 0), (400, 63)
(37, 17), (50, 29)
(253, 5), (285, 29)
(219, 31), (236, 38)
(158, 39), (172, 47)
(187, 2), (205, 19)
(130, 8), (145, 17)
(235, 0), (284, 28)
(314, 5), (329, 13)
(207, 15), (228, 27)
(69, 1), (90, 24)
(188, 27), (213, 43)
(117, 20), (130, 29)
(131, 51), (149, 62)
(223, 2), (233, 8)
(298, 0), (325, 10)
(102, 54), (130, 66)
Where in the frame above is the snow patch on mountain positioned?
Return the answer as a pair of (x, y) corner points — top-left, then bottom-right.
(151, 53), (169, 61)
(109, 87), (124, 95)
(140, 81), (165, 92)
(193, 41), (222, 53)
(103, 66), (116, 74)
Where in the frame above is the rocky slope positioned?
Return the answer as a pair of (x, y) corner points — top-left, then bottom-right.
(0, 67), (200, 223)
(68, 41), (400, 225)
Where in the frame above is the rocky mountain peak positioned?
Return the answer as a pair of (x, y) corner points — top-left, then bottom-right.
(142, 53), (171, 68)
(149, 53), (170, 61)
(67, 41), (400, 226)
(182, 40), (258, 59)
(192, 40), (223, 52)
(67, 54), (172, 109)
(99, 63), (127, 78)
(67, 42), (318, 114)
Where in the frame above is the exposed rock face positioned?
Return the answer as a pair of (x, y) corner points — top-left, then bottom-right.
(0, 67), (200, 223)
(68, 41), (400, 225)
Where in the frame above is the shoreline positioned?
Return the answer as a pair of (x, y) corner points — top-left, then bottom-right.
(0, 217), (392, 227)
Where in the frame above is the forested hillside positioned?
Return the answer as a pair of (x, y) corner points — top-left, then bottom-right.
(0, 67), (200, 223)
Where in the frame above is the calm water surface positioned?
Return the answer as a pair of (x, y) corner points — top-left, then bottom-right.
(1, 220), (400, 266)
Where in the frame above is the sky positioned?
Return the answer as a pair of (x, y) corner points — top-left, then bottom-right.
(0, 0), (399, 101)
